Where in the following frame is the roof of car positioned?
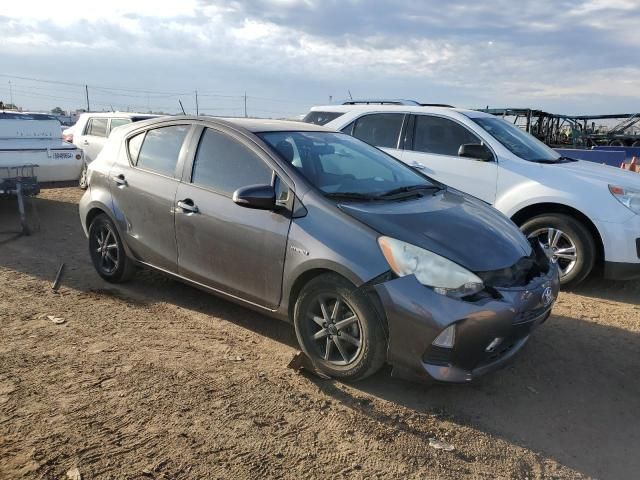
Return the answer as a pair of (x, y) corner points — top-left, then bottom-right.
(309, 104), (490, 118)
(139, 115), (334, 133)
(79, 111), (159, 119)
(218, 117), (331, 132)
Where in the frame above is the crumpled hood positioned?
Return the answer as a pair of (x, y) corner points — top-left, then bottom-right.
(554, 160), (640, 187)
(339, 189), (532, 272)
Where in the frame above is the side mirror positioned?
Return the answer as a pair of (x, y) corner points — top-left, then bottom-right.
(458, 143), (493, 162)
(232, 184), (276, 210)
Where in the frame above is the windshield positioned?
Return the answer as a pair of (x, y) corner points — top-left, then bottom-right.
(472, 117), (560, 162)
(258, 131), (436, 198)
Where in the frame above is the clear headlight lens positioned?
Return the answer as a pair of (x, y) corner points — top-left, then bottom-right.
(609, 184), (640, 215)
(378, 236), (484, 298)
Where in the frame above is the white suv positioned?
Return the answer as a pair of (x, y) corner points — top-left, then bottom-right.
(305, 101), (640, 287)
(64, 112), (158, 188)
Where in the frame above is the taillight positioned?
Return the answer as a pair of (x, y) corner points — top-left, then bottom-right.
(63, 134), (73, 143)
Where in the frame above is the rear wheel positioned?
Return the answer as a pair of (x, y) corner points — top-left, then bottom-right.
(609, 139), (625, 147)
(293, 274), (386, 381)
(521, 214), (595, 288)
(632, 140), (640, 148)
(88, 213), (135, 283)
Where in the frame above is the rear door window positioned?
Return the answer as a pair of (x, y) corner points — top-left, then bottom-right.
(191, 128), (273, 195)
(109, 118), (131, 133)
(351, 113), (404, 149)
(86, 118), (108, 137)
(136, 125), (190, 176)
(411, 115), (480, 156)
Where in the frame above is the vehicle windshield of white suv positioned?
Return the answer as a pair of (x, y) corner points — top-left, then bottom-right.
(259, 131), (440, 200)
(471, 116), (565, 163)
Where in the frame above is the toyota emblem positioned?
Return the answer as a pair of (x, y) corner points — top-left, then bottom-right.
(541, 287), (554, 307)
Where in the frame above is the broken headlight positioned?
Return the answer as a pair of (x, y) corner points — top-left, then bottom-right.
(378, 236), (484, 298)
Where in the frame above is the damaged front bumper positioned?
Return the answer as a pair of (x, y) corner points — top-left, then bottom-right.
(374, 263), (560, 383)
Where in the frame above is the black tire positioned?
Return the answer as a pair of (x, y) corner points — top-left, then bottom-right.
(88, 213), (135, 283)
(609, 139), (624, 147)
(293, 273), (386, 381)
(521, 214), (596, 288)
(78, 162), (88, 190)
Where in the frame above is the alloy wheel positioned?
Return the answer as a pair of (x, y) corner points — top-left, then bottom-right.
(93, 224), (120, 274)
(306, 295), (363, 366)
(528, 227), (578, 278)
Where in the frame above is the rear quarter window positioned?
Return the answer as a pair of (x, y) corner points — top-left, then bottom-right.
(302, 111), (344, 126)
(109, 118), (131, 132)
(127, 132), (145, 164)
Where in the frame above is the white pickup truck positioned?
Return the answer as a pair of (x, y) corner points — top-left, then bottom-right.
(0, 112), (84, 184)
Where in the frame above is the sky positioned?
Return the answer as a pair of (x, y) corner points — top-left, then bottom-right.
(0, 0), (639, 117)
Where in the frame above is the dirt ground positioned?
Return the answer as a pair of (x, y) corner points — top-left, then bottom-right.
(0, 187), (638, 480)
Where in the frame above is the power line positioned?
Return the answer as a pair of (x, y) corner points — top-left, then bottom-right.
(0, 73), (319, 105)
(0, 73), (189, 96)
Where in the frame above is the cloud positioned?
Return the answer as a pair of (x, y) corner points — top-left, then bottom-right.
(0, 0), (638, 115)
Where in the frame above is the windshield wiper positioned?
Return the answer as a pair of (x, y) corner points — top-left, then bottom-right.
(376, 184), (441, 199)
(530, 156), (577, 164)
(324, 192), (379, 201)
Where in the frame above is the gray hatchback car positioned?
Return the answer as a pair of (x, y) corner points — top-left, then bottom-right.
(79, 116), (560, 383)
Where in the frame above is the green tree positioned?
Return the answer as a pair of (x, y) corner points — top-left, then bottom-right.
(0, 101), (19, 110)
(51, 107), (65, 115)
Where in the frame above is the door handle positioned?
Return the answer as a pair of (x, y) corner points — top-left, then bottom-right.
(177, 199), (199, 214)
(113, 174), (127, 187)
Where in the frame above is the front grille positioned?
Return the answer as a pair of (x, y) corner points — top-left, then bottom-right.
(423, 345), (452, 366)
(476, 240), (550, 288)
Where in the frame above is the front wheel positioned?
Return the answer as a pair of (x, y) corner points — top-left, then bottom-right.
(521, 214), (596, 288)
(293, 274), (386, 381)
(88, 213), (135, 283)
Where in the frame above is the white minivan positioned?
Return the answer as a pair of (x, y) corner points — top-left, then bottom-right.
(305, 101), (640, 287)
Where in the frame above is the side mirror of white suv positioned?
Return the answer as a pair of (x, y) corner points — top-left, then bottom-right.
(458, 143), (493, 162)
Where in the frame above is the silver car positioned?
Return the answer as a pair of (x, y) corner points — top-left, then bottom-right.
(79, 116), (559, 383)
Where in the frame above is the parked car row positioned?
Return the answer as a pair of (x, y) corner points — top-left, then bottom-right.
(303, 101), (640, 287)
(0, 111), (156, 186)
(11, 99), (638, 384)
(79, 115), (560, 383)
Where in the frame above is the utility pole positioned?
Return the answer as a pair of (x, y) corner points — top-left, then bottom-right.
(244, 92), (247, 118)
(85, 85), (90, 112)
(8, 81), (14, 107)
(195, 90), (199, 116)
